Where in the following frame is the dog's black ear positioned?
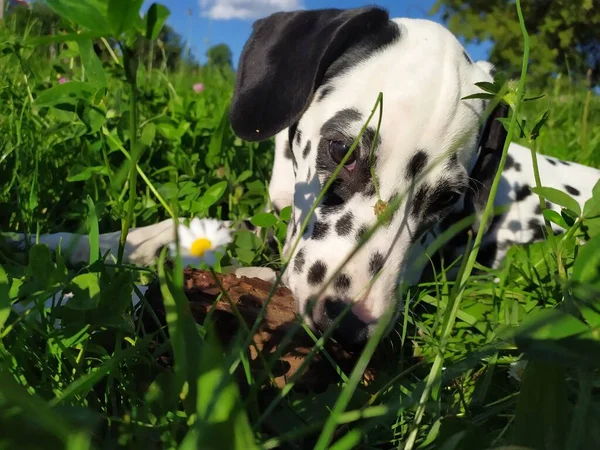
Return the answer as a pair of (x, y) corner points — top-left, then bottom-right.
(229, 7), (391, 142)
(464, 103), (510, 230)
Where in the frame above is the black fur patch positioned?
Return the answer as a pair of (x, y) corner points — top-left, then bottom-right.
(311, 221), (330, 240)
(295, 129), (302, 146)
(546, 157), (557, 166)
(564, 185), (580, 196)
(406, 150), (428, 180)
(317, 86), (334, 102)
(334, 273), (352, 293)
(559, 160), (571, 166)
(477, 241), (498, 268)
(283, 140), (293, 159)
(307, 260), (327, 285)
(316, 109), (381, 211)
(356, 225), (368, 243)
(294, 248), (306, 273)
(369, 252), (385, 277)
(504, 154), (522, 172)
(335, 211), (354, 236)
(515, 184), (531, 201)
(528, 218), (546, 242)
(411, 180), (466, 221)
(322, 20), (401, 85)
(302, 141), (312, 159)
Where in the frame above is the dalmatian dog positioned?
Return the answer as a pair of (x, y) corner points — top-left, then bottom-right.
(12, 7), (599, 347)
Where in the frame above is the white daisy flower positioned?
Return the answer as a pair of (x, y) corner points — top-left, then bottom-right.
(168, 218), (233, 268)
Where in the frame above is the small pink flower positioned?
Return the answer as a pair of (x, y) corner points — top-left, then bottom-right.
(58, 77), (69, 84)
(192, 83), (205, 93)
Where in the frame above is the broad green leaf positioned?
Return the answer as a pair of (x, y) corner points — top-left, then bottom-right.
(542, 209), (568, 229)
(474, 81), (499, 93)
(583, 178), (600, 219)
(36, 82), (98, 108)
(530, 186), (581, 216)
(68, 273), (101, 310)
(45, 0), (112, 35)
(461, 93), (495, 101)
(235, 230), (260, 251)
(76, 38), (106, 87)
(195, 181), (228, 211)
(140, 123), (156, 147)
(145, 3), (171, 40)
(108, 0), (144, 36)
(278, 206), (292, 222)
(250, 212), (278, 228)
(572, 234), (600, 289)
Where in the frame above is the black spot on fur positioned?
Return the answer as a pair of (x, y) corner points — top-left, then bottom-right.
(504, 154), (522, 172)
(321, 179), (345, 215)
(283, 140), (292, 160)
(311, 221), (330, 240)
(317, 86), (333, 102)
(446, 152), (459, 170)
(302, 141), (312, 159)
(411, 184), (430, 219)
(294, 249), (306, 273)
(559, 160), (571, 166)
(356, 225), (368, 243)
(534, 203), (543, 215)
(546, 157), (557, 166)
(320, 108), (362, 133)
(463, 50), (472, 64)
(564, 185), (580, 196)
(335, 212), (354, 236)
(508, 220), (522, 232)
(307, 260), (327, 285)
(334, 273), (352, 293)
(288, 122), (298, 144)
(477, 241), (498, 268)
(504, 154), (515, 170)
(528, 218), (546, 241)
(369, 252), (385, 277)
(406, 150), (428, 180)
(515, 184), (531, 201)
(295, 129), (302, 146)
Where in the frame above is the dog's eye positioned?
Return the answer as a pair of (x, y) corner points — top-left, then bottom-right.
(329, 140), (356, 166)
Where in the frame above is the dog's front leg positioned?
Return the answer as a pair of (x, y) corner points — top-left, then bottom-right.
(11, 218), (186, 267)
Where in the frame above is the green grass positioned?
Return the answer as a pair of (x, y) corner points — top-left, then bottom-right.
(1, 1), (600, 449)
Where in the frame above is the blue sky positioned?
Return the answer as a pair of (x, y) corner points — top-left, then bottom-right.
(141, 0), (492, 68)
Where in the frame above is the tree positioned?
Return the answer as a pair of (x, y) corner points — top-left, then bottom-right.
(206, 43), (232, 69)
(431, 0), (600, 88)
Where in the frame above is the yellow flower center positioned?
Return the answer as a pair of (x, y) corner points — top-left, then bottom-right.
(190, 238), (212, 257)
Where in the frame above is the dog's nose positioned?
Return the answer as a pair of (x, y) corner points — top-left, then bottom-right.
(312, 297), (370, 348)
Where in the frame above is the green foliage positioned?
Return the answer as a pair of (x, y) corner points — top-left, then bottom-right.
(431, 0), (600, 88)
(1, 1), (600, 449)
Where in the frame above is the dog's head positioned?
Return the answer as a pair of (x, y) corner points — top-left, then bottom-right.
(230, 7), (506, 347)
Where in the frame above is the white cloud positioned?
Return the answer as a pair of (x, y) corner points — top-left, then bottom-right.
(199, 0), (305, 20)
